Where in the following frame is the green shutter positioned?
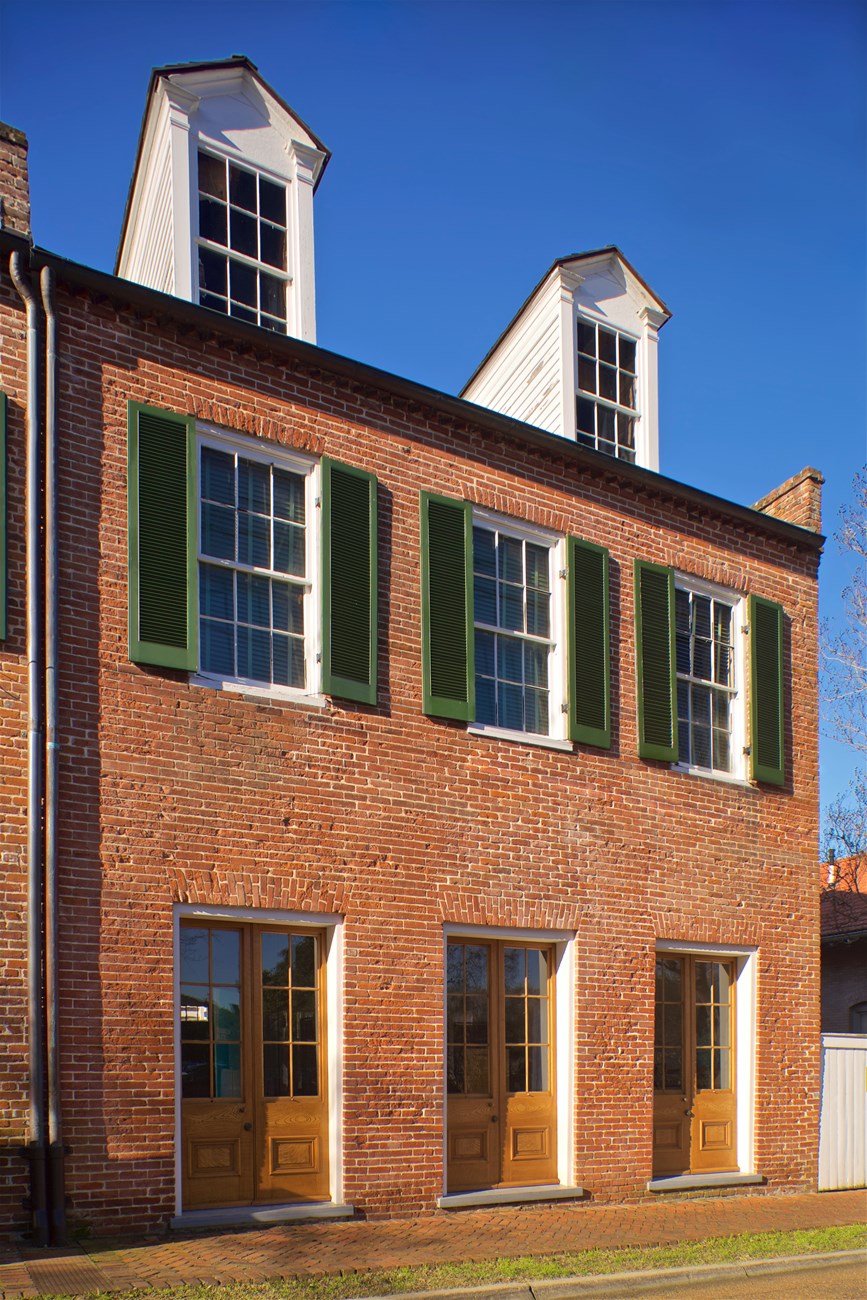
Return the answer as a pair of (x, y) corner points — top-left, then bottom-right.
(0, 392), (6, 642)
(634, 559), (678, 762)
(420, 491), (474, 720)
(128, 401), (197, 669)
(321, 457), (378, 704)
(749, 594), (785, 786)
(567, 536), (610, 747)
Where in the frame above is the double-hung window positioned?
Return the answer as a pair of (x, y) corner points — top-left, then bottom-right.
(675, 584), (740, 777)
(472, 520), (561, 739)
(576, 318), (638, 463)
(420, 494), (610, 749)
(635, 561), (782, 783)
(198, 436), (315, 693)
(128, 404), (379, 706)
(196, 150), (290, 333)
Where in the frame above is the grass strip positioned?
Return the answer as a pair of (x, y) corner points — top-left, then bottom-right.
(53, 1222), (866, 1300)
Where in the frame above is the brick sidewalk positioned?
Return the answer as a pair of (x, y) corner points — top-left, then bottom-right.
(0, 1191), (864, 1298)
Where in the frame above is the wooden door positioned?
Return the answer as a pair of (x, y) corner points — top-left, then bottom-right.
(446, 940), (557, 1192)
(652, 955), (737, 1177)
(179, 921), (329, 1210)
(690, 959), (736, 1173)
(254, 928), (330, 1202)
(180, 923), (255, 1208)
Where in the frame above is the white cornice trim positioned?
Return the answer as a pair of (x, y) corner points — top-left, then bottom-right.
(639, 305), (667, 331)
(163, 81), (200, 117)
(288, 139), (327, 186)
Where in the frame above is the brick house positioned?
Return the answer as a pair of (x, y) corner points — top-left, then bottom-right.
(0, 58), (824, 1241)
(821, 858), (867, 1034)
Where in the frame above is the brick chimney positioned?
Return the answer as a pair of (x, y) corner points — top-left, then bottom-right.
(753, 466), (824, 533)
(0, 121), (31, 240)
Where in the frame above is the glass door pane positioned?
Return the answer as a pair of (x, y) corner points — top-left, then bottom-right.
(179, 926), (242, 1098)
(654, 957), (683, 1092)
(504, 946), (549, 1094)
(446, 942), (490, 1095)
(261, 931), (320, 1098)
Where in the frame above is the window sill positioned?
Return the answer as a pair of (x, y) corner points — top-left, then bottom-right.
(190, 674), (328, 709)
(468, 725), (573, 753)
(647, 1172), (762, 1192)
(671, 764), (756, 792)
(170, 1201), (353, 1229)
(437, 1184), (584, 1210)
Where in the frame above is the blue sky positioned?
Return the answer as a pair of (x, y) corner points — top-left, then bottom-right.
(1, 0), (864, 821)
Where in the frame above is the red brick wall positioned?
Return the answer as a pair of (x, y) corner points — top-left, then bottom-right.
(0, 274), (822, 1234)
(753, 467), (824, 534)
(0, 124), (30, 239)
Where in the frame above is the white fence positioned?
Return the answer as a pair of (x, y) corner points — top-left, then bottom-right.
(819, 1033), (867, 1190)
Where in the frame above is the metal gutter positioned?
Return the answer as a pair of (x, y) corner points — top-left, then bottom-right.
(0, 231), (824, 555)
(41, 265), (66, 1243)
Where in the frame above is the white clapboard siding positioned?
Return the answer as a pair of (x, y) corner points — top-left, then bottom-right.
(119, 96), (174, 295)
(818, 1033), (867, 1190)
(464, 273), (564, 437)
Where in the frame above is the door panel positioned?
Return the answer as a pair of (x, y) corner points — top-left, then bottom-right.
(179, 922), (329, 1209)
(446, 940), (557, 1192)
(254, 929), (330, 1202)
(446, 942), (500, 1191)
(690, 959), (736, 1172)
(652, 955), (737, 1178)
(652, 956), (689, 1175)
(180, 924), (255, 1208)
(500, 946), (556, 1186)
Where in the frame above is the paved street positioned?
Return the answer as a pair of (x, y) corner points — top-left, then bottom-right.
(659, 1257), (866, 1298)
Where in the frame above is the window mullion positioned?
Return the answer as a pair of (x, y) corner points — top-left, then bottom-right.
(197, 238), (291, 281)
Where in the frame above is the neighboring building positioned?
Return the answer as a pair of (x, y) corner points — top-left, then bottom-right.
(821, 858), (867, 1034)
(0, 58), (825, 1241)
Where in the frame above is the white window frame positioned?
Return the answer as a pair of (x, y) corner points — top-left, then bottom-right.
(574, 312), (641, 464)
(194, 147), (294, 334)
(192, 425), (323, 703)
(673, 573), (746, 784)
(468, 508), (568, 749)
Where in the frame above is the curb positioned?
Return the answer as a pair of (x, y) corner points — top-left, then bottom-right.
(354, 1248), (867, 1299)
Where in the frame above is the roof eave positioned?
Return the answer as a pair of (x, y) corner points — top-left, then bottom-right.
(1, 230), (823, 559)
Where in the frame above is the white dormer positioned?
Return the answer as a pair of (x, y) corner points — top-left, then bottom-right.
(462, 249), (670, 472)
(116, 57), (329, 343)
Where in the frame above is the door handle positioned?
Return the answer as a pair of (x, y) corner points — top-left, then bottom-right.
(490, 1115), (498, 1123)
(684, 1109), (694, 1118)
(243, 1122), (253, 1131)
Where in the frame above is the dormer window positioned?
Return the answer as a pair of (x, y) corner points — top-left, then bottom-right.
(196, 151), (289, 333)
(575, 319), (638, 464)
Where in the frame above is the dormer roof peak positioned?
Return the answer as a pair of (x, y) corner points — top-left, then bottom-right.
(116, 57), (328, 343)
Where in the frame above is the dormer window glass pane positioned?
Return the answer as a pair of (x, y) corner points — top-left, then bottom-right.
(196, 150), (289, 331)
(575, 319), (638, 464)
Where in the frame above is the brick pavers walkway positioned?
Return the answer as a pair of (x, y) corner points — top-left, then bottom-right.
(0, 1190), (864, 1298)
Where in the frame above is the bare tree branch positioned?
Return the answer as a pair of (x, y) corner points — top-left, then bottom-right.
(821, 468), (867, 753)
(821, 470), (866, 899)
